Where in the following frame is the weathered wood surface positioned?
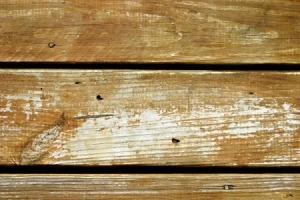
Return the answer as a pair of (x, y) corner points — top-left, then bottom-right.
(0, 0), (300, 63)
(0, 174), (299, 199)
(0, 70), (299, 166)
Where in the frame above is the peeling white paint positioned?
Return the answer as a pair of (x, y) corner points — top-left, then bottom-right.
(23, 102), (31, 121)
(283, 102), (292, 111)
(48, 90), (300, 165)
(1, 91), (52, 121)
(0, 125), (22, 131)
(55, 109), (193, 164)
(0, 101), (11, 112)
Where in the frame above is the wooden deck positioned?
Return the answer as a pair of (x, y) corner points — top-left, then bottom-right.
(0, 1), (299, 199)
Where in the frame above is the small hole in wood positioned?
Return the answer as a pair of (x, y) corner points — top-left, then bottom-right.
(96, 95), (103, 101)
(40, 88), (43, 90)
(48, 42), (56, 48)
(223, 185), (234, 190)
(75, 81), (81, 85)
(172, 138), (180, 143)
(249, 92), (254, 95)
(286, 194), (294, 198)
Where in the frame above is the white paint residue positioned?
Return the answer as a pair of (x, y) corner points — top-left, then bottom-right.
(140, 109), (161, 122)
(1, 91), (47, 121)
(262, 30), (279, 39)
(0, 125), (22, 131)
(0, 101), (11, 112)
(50, 91), (300, 165)
(23, 102), (31, 121)
(176, 32), (183, 41)
(170, 53), (177, 57)
(2, 8), (63, 18)
(58, 109), (181, 162)
(32, 71), (298, 166)
(190, 98), (299, 140)
(46, 95), (60, 107)
(54, 108), (222, 164)
(282, 102), (292, 111)
(228, 121), (260, 128)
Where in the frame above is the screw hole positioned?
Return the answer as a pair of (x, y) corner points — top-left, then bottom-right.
(249, 92), (254, 95)
(96, 95), (103, 101)
(223, 185), (235, 190)
(172, 138), (180, 144)
(48, 42), (56, 48)
(75, 81), (81, 85)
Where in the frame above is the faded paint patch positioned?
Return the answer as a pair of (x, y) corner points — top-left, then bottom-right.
(50, 109), (193, 165)
(48, 97), (299, 165)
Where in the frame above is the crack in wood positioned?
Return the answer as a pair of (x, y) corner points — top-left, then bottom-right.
(73, 114), (114, 119)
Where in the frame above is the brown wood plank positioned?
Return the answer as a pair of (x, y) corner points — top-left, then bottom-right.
(0, 174), (299, 199)
(0, 70), (299, 166)
(0, 0), (300, 63)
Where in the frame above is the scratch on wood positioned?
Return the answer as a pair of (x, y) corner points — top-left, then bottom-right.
(73, 114), (114, 119)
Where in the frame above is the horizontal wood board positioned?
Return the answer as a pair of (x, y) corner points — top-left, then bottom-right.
(0, 174), (299, 199)
(0, 0), (300, 63)
(0, 70), (299, 166)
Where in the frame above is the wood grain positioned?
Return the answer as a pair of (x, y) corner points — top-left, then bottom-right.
(0, 0), (300, 63)
(0, 174), (299, 199)
(0, 70), (299, 166)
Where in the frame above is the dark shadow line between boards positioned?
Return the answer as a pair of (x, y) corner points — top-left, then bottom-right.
(0, 166), (298, 174)
(0, 62), (299, 70)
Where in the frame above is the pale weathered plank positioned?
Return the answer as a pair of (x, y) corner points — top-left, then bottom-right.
(0, 174), (299, 199)
(0, 70), (299, 166)
(0, 0), (300, 63)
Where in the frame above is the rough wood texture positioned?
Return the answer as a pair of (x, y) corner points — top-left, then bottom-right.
(0, 0), (300, 63)
(0, 70), (299, 166)
(0, 174), (299, 199)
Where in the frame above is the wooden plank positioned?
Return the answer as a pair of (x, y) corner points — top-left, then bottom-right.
(0, 70), (299, 166)
(0, 174), (299, 199)
(0, 0), (299, 63)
